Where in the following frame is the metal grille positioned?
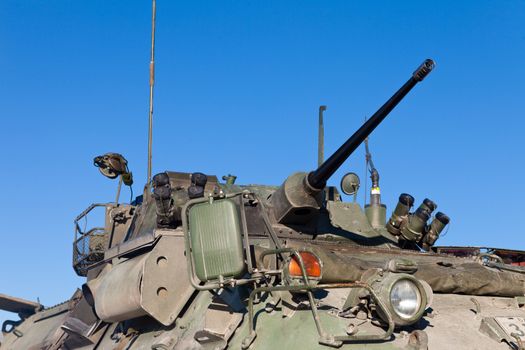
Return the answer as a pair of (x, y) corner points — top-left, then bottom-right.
(73, 204), (110, 277)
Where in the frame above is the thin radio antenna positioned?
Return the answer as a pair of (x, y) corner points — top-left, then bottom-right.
(147, 0), (157, 189)
(363, 115), (368, 206)
(318, 106), (326, 167)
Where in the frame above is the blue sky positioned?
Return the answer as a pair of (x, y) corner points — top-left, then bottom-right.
(1, 1), (524, 325)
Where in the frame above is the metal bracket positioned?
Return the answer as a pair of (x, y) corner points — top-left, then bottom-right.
(2, 319), (22, 334)
(181, 192), (260, 291)
(243, 248), (394, 349)
(241, 282), (394, 349)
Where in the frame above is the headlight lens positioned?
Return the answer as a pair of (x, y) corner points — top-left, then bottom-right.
(390, 279), (421, 319)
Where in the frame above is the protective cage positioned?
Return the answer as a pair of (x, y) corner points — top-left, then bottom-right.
(73, 203), (110, 276)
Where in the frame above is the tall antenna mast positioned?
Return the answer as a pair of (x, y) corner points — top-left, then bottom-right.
(147, 0), (157, 188)
(318, 106), (326, 167)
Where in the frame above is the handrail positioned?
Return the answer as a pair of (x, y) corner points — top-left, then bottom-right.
(74, 203), (108, 224)
(242, 282), (394, 349)
(243, 247), (394, 349)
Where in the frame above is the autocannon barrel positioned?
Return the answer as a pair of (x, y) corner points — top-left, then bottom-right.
(306, 59), (435, 190)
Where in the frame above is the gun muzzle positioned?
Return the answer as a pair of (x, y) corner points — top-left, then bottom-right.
(413, 59), (435, 82)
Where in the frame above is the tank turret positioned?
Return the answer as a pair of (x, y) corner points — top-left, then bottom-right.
(271, 59), (435, 224)
(6, 1), (525, 347)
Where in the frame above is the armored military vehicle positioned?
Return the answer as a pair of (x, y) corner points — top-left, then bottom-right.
(3, 56), (525, 350)
(3, 2), (525, 347)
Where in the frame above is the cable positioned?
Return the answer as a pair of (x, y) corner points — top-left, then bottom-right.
(129, 185), (134, 204)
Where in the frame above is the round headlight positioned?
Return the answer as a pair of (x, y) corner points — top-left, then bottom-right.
(390, 279), (422, 319)
(368, 272), (429, 327)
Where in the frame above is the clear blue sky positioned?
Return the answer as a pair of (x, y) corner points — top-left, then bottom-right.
(1, 0), (524, 325)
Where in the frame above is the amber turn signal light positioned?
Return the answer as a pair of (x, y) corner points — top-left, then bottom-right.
(288, 252), (322, 278)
